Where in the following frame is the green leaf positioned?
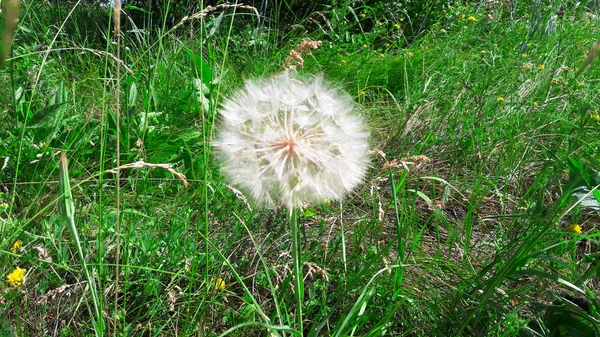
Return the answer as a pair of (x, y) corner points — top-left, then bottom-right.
(187, 48), (213, 87)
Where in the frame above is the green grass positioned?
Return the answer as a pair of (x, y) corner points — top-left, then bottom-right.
(1, 1), (599, 336)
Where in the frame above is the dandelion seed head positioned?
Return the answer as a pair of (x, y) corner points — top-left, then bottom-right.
(214, 73), (369, 209)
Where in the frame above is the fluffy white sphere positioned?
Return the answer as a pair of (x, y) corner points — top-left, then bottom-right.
(213, 72), (369, 209)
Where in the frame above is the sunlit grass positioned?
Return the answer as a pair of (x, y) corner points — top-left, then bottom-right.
(0, 1), (599, 336)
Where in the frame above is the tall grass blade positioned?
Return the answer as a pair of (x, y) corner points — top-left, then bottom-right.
(59, 152), (104, 336)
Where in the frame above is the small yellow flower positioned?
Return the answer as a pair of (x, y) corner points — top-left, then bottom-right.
(323, 199), (331, 206)
(393, 23), (401, 29)
(592, 114), (600, 122)
(566, 224), (582, 234)
(212, 277), (226, 291)
(6, 267), (26, 287)
(341, 59), (347, 64)
(380, 53), (385, 58)
(360, 13), (366, 18)
(537, 64), (545, 71)
(407, 52), (414, 57)
(527, 42), (533, 47)
(521, 64), (531, 72)
(577, 82), (585, 87)
(497, 97), (505, 102)
(358, 90), (366, 96)
(459, 14), (465, 20)
(440, 28), (447, 33)
(481, 50), (488, 54)
(362, 44), (367, 49)
(533, 101), (539, 107)
(10, 240), (23, 253)
(467, 16), (477, 22)
(521, 53), (528, 58)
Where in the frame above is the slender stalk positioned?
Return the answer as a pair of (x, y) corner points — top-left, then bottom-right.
(113, 2), (122, 336)
(290, 208), (304, 334)
(340, 202), (348, 277)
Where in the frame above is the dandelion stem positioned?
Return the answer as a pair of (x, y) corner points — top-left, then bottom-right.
(290, 208), (304, 334)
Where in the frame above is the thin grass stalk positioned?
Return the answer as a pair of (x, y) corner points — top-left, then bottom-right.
(59, 152), (104, 336)
(112, 2), (122, 335)
(389, 170), (405, 292)
(232, 213), (285, 334)
(340, 202), (347, 276)
(290, 208), (304, 334)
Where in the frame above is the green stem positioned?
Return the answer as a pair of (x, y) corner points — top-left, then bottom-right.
(290, 208), (304, 334)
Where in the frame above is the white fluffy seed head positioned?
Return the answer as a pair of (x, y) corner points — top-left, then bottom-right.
(213, 72), (369, 210)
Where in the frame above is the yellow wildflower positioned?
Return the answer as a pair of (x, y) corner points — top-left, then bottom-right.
(393, 23), (401, 29)
(533, 101), (539, 107)
(323, 199), (331, 206)
(6, 267), (26, 287)
(360, 13), (366, 18)
(592, 114), (600, 122)
(481, 50), (488, 54)
(497, 97), (505, 102)
(407, 51), (414, 57)
(440, 28), (447, 33)
(521, 53), (528, 58)
(467, 16), (477, 22)
(362, 44), (367, 49)
(566, 224), (582, 234)
(537, 64), (545, 71)
(380, 53), (385, 58)
(459, 14), (465, 20)
(358, 90), (366, 96)
(577, 82), (585, 87)
(212, 277), (226, 291)
(521, 64), (531, 72)
(341, 59), (347, 64)
(10, 240), (23, 253)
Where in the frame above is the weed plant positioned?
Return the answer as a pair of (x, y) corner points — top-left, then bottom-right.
(0, 0), (599, 336)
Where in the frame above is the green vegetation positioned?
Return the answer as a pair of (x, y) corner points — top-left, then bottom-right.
(1, 0), (599, 336)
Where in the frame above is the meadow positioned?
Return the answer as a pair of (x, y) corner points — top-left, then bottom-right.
(0, 0), (599, 336)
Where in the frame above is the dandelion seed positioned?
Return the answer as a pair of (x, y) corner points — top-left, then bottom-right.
(497, 97), (505, 102)
(537, 64), (545, 71)
(566, 224), (582, 234)
(6, 267), (26, 287)
(213, 73), (369, 210)
(10, 240), (22, 253)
